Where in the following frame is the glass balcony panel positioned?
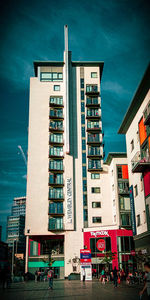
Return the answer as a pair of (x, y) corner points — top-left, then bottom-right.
(88, 147), (101, 156)
(49, 217), (64, 230)
(50, 97), (63, 105)
(88, 159), (101, 169)
(49, 174), (63, 185)
(50, 134), (63, 143)
(87, 121), (100, 129)
(50, 109), (63, 118)
(50, 121), (63, 130)
(49, 147), (63, 156)
(86, 98), (100, 105)
(86, 85), (98, 93)
(49, 202), (63, 214)
(87, 109), (100, 117)
(49, 188), (63, 199)
(88, 134), (100, 143)
(49, 160), (63, 170)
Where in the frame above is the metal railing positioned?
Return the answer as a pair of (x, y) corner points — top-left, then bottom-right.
(86, 98), (100, 105)
(131, 151), (150, 170)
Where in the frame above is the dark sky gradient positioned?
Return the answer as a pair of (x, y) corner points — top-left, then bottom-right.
(0, 0), (149, 240)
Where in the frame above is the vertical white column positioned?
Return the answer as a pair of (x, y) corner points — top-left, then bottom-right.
(25, 235), (29, 273)
(64, 25), (70, 154)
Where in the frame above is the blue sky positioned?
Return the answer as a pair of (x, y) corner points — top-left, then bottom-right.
(0, 0), (149, 240)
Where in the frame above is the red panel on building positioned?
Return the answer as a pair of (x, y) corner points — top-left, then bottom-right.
(122, 165), (129, 179)
(143, 170), (150, 197)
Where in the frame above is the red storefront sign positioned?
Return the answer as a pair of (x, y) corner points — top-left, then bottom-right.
(80, 249), (91, 264)
(96, 239), (105, 251)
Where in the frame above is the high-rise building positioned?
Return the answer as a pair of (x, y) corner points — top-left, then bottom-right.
(25, 26), (134, 278)
(12, 196), (26, 217)
(118, 64), (150, 266)
(6, 215), (25, 254)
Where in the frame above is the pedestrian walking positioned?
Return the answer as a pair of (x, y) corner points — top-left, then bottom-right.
(83, 268), (86, 282)
(47, 268), (54, 290)
(139, 262), (150, 299)
(113, 267), (118, 288)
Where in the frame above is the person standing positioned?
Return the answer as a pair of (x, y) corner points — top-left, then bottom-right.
(113, 267), (118, 288)
(47, 268), (54, 290)
(139, 262), (150, 299)
(83, 268), (86, 283)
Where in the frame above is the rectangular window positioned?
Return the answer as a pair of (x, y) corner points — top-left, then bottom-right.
(91, 173), (100, 179)
(81, 126), (85, 137)
(83, 180), (87, 192)
(91, 72), (98, 78)
(54, 85), (60, 91)
(81, 114), (85, 124)
(121, 213), (131, 226)
(134, 185), (138, 197)
(80, 78), (84, 89)
(137, 214), (140, 226)
(81, 102), (85, 112)
(82, 166), (86, 178)
(90, 237), (111, 253)
(82, 139), (86, 150)
(92, 217), (102, 223)
(81, 91), (84, 100)
(41, 72), (63, 82)
(92, 202), (101, 208)
(82, 152), (86, 164)
(91, 187), (100, 193)
(30, 241), (38, 256)
(131, 139), (134, 152)
(84, 209), (88, 221)
(117, 166), (122, 179)
(83, 194), (87, 206)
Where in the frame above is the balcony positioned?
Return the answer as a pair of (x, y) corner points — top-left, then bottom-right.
(87, 147), (102, 158)
(49, 188), (64, 201)
(87, 121), (101, 132)
(49, 134), (64, 145)
(86, 109), (101, 119)
(49, 160), (64, 173)
(49, 174), (64, 186)
(118, 186), (129, 194)
(131, 151), (150, 173)
(48, 217), (64, 231)
(88, 159), (103, 172)
(49, 121), (64, 132)
(49, 109), (64, 120)
(49, 202), (64, 216)
(143, 101), (150, 125)
(86, 97), (100, 107)
(49, 147), (64, 158)
(87, 134), (102, 144)
(49, 97), (63, 107)
(86, 85), (99, 96)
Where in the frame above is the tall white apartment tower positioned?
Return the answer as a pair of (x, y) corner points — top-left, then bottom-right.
(25, 25), (109, 278)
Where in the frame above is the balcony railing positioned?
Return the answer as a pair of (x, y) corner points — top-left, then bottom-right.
(131, 151), (150, 173)
(87, 121), (101, 131)
(49, 161), (63, 171)
(118, 186), (129, 194)
(50, 109), (63, 119)
(49, 189), (64, 200)
(49, 174), (64, 185)
(88, 147), (102, 157)
(49, 134), (63, 144)
(49, 203), (63, 215)
(88, 159), (102, 171)
(86, 85), (99, 94)
(86, 97), (100, 106)
(143, 100), (150, 125)
(49, 97), (63, 107)
(49, 147), (63, 157)
(49, 121), (64, 132)
(87, 109), (101, 118)
(49, 217), (64, 231)
(87, 134), (102, 144)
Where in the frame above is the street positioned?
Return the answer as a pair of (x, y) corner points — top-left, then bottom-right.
(1, 280), (149, 300)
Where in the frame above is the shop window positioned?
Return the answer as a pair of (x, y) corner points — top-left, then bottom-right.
(90, 237), (111, 253)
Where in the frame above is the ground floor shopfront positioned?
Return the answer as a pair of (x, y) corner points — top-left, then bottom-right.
(84, 229), (136, 273)
(27, 235), (65, 279)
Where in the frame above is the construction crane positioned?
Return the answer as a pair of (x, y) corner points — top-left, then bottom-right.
(17, 145), (27, 166)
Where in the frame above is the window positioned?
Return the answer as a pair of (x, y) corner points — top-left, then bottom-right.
(92, 217), (102, 223)
(91, 187), (100, 193)
(137, 214), (140, 226)
(82, 139), (86, 150)
(30, 241), (38, 256)
(92, 202), (101, 208)
(81, 114), (85, 124)
(119, 196), (130, 210)
(143, 210), (146, 223)
(117, 166), (122, 179)
(121, 213), (131, 226)
(84, 209), (88, 221)
(83, 180), (87, 192)
(83, 195), (87, 206)
(81, 91), (84, 100)
(82, 152), (86, 164)
(81, 126), (85, 137)
(91, 173), (100, 179)
(41, 72), (63, 82)
(90, 237), (111, 253)
(131, 139), (134, 152)
(82, 166), (86, 178)
(91, 72), (98, 78)
(81, 102), (85, 112)
(54, 85), (60, 91)
(80, 78), (84, 89)
(134, 185), (138, 197)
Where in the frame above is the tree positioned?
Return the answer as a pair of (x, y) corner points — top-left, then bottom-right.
(100, 251), (117, 269)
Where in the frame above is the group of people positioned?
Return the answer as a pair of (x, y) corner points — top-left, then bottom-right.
(34, 268), (54, 290)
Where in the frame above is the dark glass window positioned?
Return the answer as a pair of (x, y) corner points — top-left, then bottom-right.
(80, 78), (84, 89)
(83, 194), (87, 206)
(81, 114), (85, 124)
(83, 180), (87, 192)
(82, 140), (86, 150)
(81, 91), (84, 100)
(82, 152), (86, 164)
(117, 166), (122, 179)
(92, 217), (102, 223)
(81, 102), (85, 112)
(90, 237), (111, 253)
(81, 127), (85, 137)
(84, 209), (88, 221)
(92, 202), (101, 208)
(82, 166), (86, 178)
